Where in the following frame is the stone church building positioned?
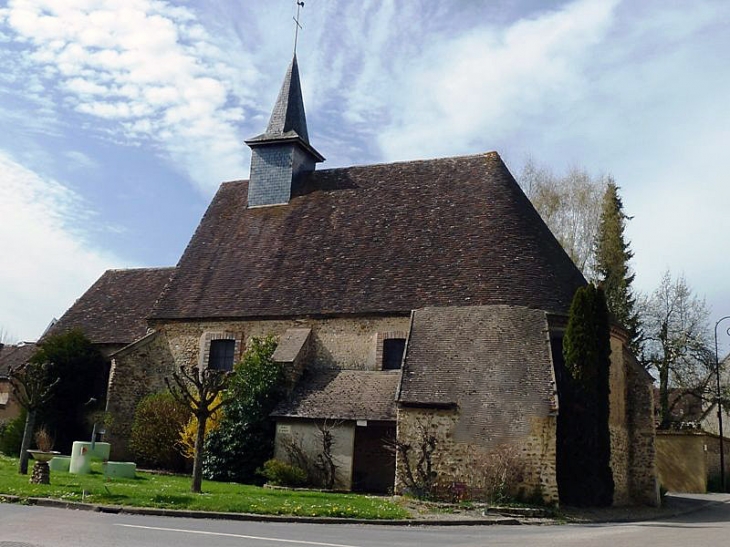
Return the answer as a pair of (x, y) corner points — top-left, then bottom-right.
(50, 55), (658, 506)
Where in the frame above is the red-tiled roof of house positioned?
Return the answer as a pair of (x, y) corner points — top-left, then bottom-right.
(152, 152), (585, 320)
(272, 370), (400, 421)
(0, 343), (37, 376)
(46, 267), (174, 346)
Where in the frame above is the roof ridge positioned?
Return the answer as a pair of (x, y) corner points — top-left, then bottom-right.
(314, 151), (501, 174)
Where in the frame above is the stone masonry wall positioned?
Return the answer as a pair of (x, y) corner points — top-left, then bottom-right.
(626, 347), (660, 506)
(395, 407), (559, 504)
(105, 332), (175, 459)
(608, 334), (631, 506)
(106, 315), (409, 458)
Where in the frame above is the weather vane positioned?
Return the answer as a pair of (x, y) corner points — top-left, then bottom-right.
(293, 1), (305, 54)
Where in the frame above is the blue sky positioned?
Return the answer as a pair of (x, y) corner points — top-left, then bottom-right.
(1, 0), (729, 347)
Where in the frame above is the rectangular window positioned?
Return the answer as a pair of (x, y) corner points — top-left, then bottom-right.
(209, 339), (236, 371)
(383, 338), (406, 370)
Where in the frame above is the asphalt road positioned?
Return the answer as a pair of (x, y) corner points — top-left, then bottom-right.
(1, 496), (729, 547)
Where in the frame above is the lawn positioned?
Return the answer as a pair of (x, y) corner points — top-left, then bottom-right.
(0, 455), (409, 519)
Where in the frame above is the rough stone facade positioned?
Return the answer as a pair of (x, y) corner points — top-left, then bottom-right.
(106, 315), (409, 459)
(608, 334), (631, 506)
(395, 407), (559, 504)
(625, 345), (660, 506)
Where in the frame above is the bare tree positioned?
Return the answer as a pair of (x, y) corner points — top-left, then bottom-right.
(165, 365), (231, 493)
(8, 362), (59, 474)
(390, 417), (438, 499)
(518, 158), (607, 279)
(639, 271), (712, 428)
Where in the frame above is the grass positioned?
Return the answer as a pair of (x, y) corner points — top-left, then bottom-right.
(0, 455), (409, 520)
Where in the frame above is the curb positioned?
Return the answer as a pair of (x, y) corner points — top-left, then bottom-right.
(0, 495), (519, 526)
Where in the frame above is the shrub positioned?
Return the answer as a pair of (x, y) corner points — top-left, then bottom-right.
(463, 445), (527, 504)
(31, 329), (107, 453)
(0, 410), (26, 456)
(258, 459), (307, 487)
(129, 392), (190, 471)
(204, 336), (283, 483)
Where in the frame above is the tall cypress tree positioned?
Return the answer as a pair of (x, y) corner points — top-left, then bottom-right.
(557, 284), (614, 507)
(595, 180), (641, 354)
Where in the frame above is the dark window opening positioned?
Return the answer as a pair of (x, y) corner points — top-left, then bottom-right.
(383, 338), (406, 370)
(209, 339), (235, 371)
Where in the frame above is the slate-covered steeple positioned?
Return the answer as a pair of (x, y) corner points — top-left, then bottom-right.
(245, 55), (324, 207)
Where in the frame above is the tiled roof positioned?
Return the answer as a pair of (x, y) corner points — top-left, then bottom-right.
(398, 305), (556, 445)
(46, 267), (174, 345)
(272, 370), (400, 421)
(0, 343), (37, 377)
(152, 153), (585, 320)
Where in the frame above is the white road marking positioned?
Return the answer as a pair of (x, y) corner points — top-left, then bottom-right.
(114, 523), (361, 547)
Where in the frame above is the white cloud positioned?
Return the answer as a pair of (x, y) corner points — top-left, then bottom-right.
(0, 0), (257, 192)
(0, 151), (126, 340)
(372, 0), (620, 160)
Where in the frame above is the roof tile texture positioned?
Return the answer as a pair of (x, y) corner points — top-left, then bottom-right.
(47, 267), (173, 345)
(272, 370), (400, 421)
(0, 343), (37, 376)
(152, 153), (585, 320)
(399, 305), (556, 444)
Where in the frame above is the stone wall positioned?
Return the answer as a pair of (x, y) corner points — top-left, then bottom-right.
(625, 347), (660, 506)
(105, 332), (175, 459)
(655, 431), (707, 493)
(106, 315), (409, 459)
(274, 418), (355, 489)
(608, 334), (631, 505)
(704, 432), (730, 485)
(395, 407), (559, 504)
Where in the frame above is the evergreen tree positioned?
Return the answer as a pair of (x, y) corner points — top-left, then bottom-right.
(595, 180), (641, 354)
(557, 284), (614, 507)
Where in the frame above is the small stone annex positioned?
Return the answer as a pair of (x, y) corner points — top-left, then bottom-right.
(46, 54), (659, 506)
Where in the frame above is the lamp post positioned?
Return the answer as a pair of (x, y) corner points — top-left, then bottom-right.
(714, 316), (730, 492)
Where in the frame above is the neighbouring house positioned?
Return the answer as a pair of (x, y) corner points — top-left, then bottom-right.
(45, 267), (175, 358)
(51, 54), (658, 506)
(0, 342), (37, 422)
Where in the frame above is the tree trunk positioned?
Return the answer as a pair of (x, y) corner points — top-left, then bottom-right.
(18, 410), (36, 475)
(659, 363), (670, 428)
(191, 413), (207, 493)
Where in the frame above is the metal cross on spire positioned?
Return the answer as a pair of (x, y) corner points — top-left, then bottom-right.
(293, 1), (305, 54)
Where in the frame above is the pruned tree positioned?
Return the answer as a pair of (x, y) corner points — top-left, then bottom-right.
(314, 420), (342, 490)
(518, 158), (607, 279)
(594, 180), (641, 353)
(165, 365), (230, 493)
(639, 271), (712, 428)
(8, 361), (59, 474)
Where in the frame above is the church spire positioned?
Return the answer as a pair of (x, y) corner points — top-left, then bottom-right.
(261, 54), (310, 144)
(245, 55), (324, 208)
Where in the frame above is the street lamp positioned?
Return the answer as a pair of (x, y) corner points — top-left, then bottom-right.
(714, 316), (730, 492)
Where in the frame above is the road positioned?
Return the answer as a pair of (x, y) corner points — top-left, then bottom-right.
(1, 496), (729, 547)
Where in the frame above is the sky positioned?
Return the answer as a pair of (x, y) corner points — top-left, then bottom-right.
(0, 0), (728, 349)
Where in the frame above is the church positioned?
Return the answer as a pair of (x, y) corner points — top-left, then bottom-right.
(48, 53), (658, 506)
